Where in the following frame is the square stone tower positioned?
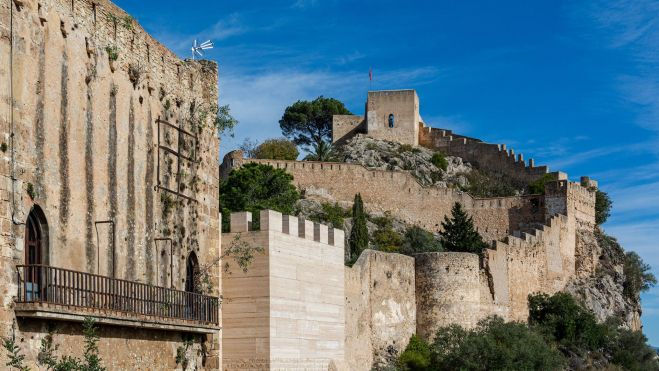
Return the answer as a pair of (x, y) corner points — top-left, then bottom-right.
(366, 90), (420, 146)
(331, 89), (421, 145)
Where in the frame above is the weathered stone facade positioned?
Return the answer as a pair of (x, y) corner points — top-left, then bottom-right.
(1, 0), (221, 369)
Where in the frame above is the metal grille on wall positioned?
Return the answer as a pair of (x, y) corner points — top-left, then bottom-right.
(156, 117), (199, 203)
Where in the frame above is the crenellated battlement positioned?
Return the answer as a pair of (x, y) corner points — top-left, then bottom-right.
(227, 210), (344, 248)
(418, 122), (551, 185)
(222, 210), (345, 369)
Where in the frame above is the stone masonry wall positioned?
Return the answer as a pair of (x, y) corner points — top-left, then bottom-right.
(418, 122), (551, 186)
(1, 0), (221, 368)
(222, 210), (345, 370)
(331, 114), (364, 144)
(365, 90), (419, 146)
(224, 155), (546, 243)
(344, 250), (416, 370)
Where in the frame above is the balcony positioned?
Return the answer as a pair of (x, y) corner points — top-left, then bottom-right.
(15, 265), (220, 334)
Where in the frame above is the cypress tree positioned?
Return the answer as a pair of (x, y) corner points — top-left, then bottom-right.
(439, 202), (488, 255)
(349, 193), (369, 261)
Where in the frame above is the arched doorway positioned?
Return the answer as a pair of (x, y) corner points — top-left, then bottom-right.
(24, 206), (48, 300)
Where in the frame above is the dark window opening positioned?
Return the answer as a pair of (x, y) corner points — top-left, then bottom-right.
(388, 114), (395, 128)
(24, 206), (49, 300)
(185, 252), (199, 293)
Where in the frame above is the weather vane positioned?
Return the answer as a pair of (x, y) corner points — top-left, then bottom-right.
(191, 39), (214, 60)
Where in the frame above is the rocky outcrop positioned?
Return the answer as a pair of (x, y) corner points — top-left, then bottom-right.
(565, 228), (642, 330)
(336, 134), (471, 187)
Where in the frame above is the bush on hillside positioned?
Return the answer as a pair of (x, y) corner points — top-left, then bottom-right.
(401, 226), (443, 255)
(430, 152), (448, 171)
(528, 292), (610, 352)
(527, 173), (556, 195)
(431, 317), (564, 371)
(253, 138), (299, 160)
(623, 251), (657, 301)
(220, 163), (300, 231)
(371, 214), (403, 253)
(308, 202), (349, 229)
(398, 335), (432, 371)
(458, 169), (518, 197)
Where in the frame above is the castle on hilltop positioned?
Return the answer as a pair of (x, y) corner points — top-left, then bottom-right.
(220, 89), (611, 369)
(0, 0), (621, 369)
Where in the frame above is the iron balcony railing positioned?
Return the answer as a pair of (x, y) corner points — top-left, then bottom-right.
(16, 265), (219, 325)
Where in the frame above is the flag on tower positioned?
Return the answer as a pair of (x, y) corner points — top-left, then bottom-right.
(369, 67), (373, 81)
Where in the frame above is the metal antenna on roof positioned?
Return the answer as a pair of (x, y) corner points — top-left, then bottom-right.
(191, 39), (214, 60)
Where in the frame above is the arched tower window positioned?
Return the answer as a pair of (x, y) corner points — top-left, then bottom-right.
(25, 205), (49, 266)
(388, 114), (395, 128)
(185, 252), (199, 294)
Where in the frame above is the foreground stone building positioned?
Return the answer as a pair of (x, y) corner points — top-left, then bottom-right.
(1, 0), (222, 368)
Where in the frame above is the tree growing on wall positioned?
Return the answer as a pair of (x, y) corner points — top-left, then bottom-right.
(253, 138), (299, 160)
(439, 202), (488, 255)
(279, 97), (351, 158)
(349, 193), (369, 262)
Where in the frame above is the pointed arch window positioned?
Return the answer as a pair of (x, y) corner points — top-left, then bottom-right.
(24, 206), (49, 300)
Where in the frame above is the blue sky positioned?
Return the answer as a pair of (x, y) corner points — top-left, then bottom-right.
(115, 0), (659, 344)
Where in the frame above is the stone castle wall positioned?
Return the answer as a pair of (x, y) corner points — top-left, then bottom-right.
(419, 123), (551, 186)
(223, 155), (547, 243)
(332, 115), (364, 144)
(222, 210), (345, 370)
(344, 250), (416, 370)
(1, 0), (221, 368)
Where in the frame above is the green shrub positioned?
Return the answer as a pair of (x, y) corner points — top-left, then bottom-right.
(458, 169), (518, 197)
(527, 173), (555, 195)
(431, 152), (448, 171)
(220, 163), (300, 231)
(595, 189), (612, 225)
(398, 144), (414, 153)
(253, 138), (299, 160)
(309, 202), (348, 229)
(439, 202), (488, 255)
(105, 45), (119, 61)
(398, 335), (432, 370)
(401, 226), (443, 255)
(431, 317), (564, 371)
(609, 327), (659, 370)
(528, 292), (609, 352)
(370, 213), (403, 253)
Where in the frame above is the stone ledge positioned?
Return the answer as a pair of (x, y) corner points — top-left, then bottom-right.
(15, 303), (220, 334)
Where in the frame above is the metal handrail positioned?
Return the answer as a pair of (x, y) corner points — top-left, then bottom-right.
(16, 265), (219, 325)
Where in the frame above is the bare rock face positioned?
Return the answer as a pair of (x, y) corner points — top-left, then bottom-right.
(564, 228), (642, 330)
(336, 135), (472, 187)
